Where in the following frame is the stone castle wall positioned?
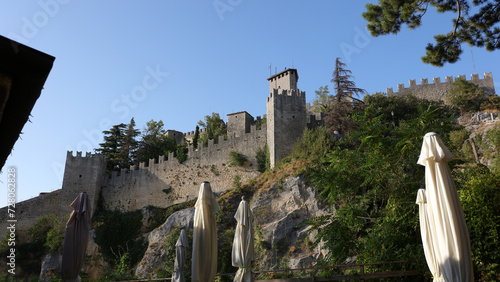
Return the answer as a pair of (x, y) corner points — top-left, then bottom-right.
(267, 88), (307, 167)
(0, 190), (61, 240)
(101, 123), (266, 211)
(58, 152), (107, 218)
(386, 73), (495, 101)
(5, 70), (494, 239)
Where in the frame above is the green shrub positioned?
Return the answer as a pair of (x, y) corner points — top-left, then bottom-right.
(446, 79), (485, 113)
(480, 95), (500, 112)
(175, 145), (188, 163)
(232, 175), (242, 193)
(92, 207), (146, 267)
(456, 164), (500, 281)
(448, 129), (470, 158)
(217, 229), (237, 282)
(229, 151), (248, 167)
(256, 145), (270, 173)
(27, 215), (64, 255)
(291, 126), (335, 163)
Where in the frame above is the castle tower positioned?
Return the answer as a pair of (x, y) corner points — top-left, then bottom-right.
(227, 111), (254, 138)
(266, 69), (307, 168)
(58, 151), (107, 218)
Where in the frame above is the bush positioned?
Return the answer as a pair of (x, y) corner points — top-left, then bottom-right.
(175, 145), (188, 163)
(28, 215), (64, 255)
(229, 151), (248, 167)
(446, 79), (485, 113)
(448, 129), (470, 158)
(456, 164), (500, 281)
(480, 95), (500, 112)
(232, 175), (242, 193)
(92, 207), (146, 267)
(256, 145), (270, 173)
(291, 126), (335, 163)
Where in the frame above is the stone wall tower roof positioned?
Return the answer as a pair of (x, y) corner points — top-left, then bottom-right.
(267, 68), (299, 94)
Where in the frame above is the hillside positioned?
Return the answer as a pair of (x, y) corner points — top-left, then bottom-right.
(6, 92), (500, 281)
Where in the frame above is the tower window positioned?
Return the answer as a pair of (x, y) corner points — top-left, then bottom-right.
(79, 175), (82, 178)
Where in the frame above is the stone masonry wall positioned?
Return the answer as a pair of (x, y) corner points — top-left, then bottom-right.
(267, 88), (307, 168)
(0, 190), (61, 240)
(58, 152), (107, 218)
(101, 124), (267, 211)
(386, 73), (495, 101)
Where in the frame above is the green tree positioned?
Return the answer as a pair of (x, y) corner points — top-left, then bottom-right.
(311, 85), (332, 113)
(193, 125), (200, 149)
(256, 145), (270, 173)
(310, 94), (457, 275)
(481, 95), (500, 112)
(363, 0), (500, 66)
(96, 119), (140, 173)
(324, 58), (367, 134)
(455, 163), (500, 281)
(446, 78), (485, 113)
(119, 117), (140, 169)
(197, 112), (227, 146)
(331, 57), (366, 102)
(96, 123), (127, 174)
(136, 120), (177, 163)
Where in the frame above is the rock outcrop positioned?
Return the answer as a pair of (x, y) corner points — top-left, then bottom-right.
(251, 176), (331, 270)
(133, 176), (331, 276)
(135, 208), (195, 279)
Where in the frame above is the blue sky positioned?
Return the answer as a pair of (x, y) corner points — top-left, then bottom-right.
(1, 1), (498, 208)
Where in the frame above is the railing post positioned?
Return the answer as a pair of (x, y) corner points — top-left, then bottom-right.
(360, 264), (365, 282)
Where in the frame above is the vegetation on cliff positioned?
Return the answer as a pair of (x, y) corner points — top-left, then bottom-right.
(302, 93), (500, 280)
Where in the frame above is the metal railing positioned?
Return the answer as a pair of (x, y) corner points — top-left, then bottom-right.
(120, 260), (420, 282)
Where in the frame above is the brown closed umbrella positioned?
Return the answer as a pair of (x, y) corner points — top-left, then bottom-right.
(61, 192), (91, 281)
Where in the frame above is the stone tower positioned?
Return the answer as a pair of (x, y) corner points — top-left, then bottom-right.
(266, 68), (307, 168)
(58, 151), (107, 217)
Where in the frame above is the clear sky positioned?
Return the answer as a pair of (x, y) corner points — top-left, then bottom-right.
(0, 1), (498, 208)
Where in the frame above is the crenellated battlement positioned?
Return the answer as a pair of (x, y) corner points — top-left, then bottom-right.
(107, 122), (267, 186)
(184, 128), (206, 138)
(267, 88), (305, 100)
(387, 73), (495, 102)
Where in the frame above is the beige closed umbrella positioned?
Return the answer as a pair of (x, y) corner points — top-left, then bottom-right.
(172, 229), (189, 282)
(417, 132), (474, 281)
(192, 182), (219, 282)
(61, 192), (91, 281)
(232, 196), (255, 282)
(416, 189), (444, 281)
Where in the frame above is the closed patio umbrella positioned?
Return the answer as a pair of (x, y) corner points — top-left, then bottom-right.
(416, 189), (443, 281)
(417, 132), (474, 281)
(172, 228), (189, 282)
(61, 192), (91, 281)
(232, 196), (255, 282)
(192, 182), (219, 282)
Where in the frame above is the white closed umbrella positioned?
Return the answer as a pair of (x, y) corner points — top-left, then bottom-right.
(232, 196), (255, 282)
(417, 132), (474, 281)
(192, 182), (219, 282)
(416, 189), (443, 281)
(172, 229), (189, 282)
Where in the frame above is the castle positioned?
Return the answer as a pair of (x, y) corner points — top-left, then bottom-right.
(1, 70), (496, 236)
(386, 72), (495, 100)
